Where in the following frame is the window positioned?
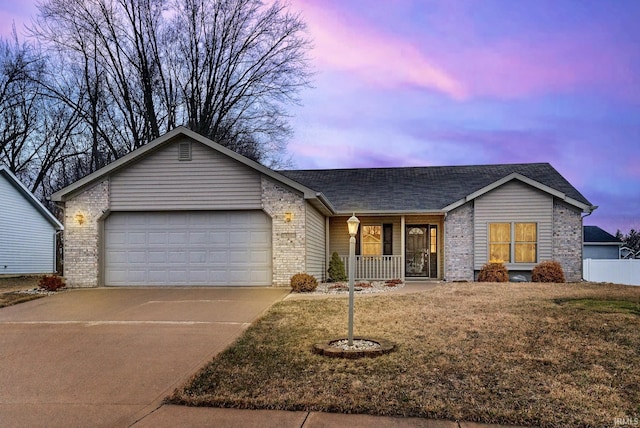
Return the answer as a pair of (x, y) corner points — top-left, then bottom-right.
(489, 222), (537, 263)
(361, 225), (382, 255)
(489, 223), (511, 263)
(515, 223), (537, 263)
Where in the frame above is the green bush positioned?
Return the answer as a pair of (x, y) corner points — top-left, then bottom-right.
(532, 260), (565, 283)
(327, 252), (347, 282)
(38, 275), (65, 291)
(290, 273), (318, 292)
(477, 262), (509, 282)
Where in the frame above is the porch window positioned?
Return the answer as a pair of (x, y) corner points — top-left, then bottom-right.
(362, 225), (382, 255)
(489, 222), (537, 263)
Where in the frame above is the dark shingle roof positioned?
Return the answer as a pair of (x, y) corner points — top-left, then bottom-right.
(279, 162), (592, 213)
(584, 226), (621, 243)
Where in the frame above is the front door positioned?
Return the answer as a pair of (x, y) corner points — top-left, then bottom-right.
(405, 225), (437, 278)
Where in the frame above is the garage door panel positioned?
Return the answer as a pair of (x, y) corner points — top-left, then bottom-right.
(209, 251), (229, 263)
(229, 231), (250, 244)
(168, 251), (187, 263)
(189, 251), (207, 263)
(148, 232), (167, 244)
(105, 211), (272, 286)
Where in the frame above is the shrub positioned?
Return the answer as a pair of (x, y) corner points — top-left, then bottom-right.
(477, 262), (509, 282)
(38, 275), (65, 291)
(385, 279), (403, 287)
(290, 273), (318, 292)
(327, 252), (347, 282)
(532, 260), (565, 283)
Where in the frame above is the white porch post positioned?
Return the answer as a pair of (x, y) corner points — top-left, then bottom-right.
(401, 215), (405, 281)
(325, 217), (331, 281)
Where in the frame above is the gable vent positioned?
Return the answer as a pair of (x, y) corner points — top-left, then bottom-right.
(178, 142), (192, 161)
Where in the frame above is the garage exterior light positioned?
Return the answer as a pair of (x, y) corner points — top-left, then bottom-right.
(75, 212), (85, 225)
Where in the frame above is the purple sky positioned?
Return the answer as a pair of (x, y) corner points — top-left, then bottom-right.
(2, 0), (639, 234)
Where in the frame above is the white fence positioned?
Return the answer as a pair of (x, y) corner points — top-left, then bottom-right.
(583, 259), (640, 286)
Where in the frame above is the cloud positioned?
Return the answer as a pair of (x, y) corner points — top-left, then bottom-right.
(448, 34), (639, 101)
(292, 0), (467, 100)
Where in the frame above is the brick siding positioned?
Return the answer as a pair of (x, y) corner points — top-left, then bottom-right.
(553, 200), (583, 282)
(261, 178), (306, 287)
(444, 202), (474, 281)
(63, 180), (109, 287)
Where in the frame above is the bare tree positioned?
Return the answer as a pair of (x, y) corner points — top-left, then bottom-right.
(168, 0), (310, 162)
(33, 0), (310, 166)
(0, 29), (43, 175)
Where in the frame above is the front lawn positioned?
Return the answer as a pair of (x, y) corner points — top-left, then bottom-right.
(169, 282), (640, 427)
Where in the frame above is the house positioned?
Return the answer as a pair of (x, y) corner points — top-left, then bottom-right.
(51, 127), (596, 287)
(583, 226), (623, 259)
(0, 166), (63, 275)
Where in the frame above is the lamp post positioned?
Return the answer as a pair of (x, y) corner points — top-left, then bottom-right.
(347, 213), (360, 346)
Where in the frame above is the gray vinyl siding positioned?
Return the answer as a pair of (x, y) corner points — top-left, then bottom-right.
(0, 175), (57, 274)
(305, 202), (326, 281)
(474, 181), (553, 270)
(583, 245), (620, 260)
(110, 138), (262, 210)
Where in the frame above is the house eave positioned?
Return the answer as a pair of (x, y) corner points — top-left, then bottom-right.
(1, 166), (63, 230)
(333, 210), (446, 217)
(583, 242), (623, 246)
(441, 172), (597, 213)
(51, 127), (326, 207)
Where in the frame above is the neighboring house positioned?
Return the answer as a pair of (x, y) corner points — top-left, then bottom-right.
(0, 166), (63, 275)
(620, 246), (638, 260)
(583, 225), (623, 259)
(51, 127), (596, 287)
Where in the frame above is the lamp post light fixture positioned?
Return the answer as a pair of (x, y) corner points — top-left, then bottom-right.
(347, 213), (360, 346)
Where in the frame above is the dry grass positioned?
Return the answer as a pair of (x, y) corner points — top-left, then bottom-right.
(170, 282), (640, 427)
(0, 276), (45, 308)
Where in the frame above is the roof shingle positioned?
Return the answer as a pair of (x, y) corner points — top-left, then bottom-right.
(279, 162), (592, 213)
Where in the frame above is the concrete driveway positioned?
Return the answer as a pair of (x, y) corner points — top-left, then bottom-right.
(0, 287), (289, 428)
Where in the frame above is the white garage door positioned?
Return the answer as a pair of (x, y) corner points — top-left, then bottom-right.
(104, 211), (272, 286)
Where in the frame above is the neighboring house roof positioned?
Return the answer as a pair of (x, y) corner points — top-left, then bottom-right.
(0, 166), (63, 230)
(583, 226), (622, 245)
(280, 163), (595, 214)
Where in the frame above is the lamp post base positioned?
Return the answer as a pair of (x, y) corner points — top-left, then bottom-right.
(312, 337), (396, 359)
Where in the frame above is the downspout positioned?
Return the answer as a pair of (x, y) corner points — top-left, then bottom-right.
(52, 200), (65, 275)
(443, 211), (447, 281)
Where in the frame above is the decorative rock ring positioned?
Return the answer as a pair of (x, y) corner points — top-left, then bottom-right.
(312, 337), (396, 359)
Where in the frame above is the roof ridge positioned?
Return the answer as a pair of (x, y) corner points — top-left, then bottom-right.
(279, 162), (551, 173)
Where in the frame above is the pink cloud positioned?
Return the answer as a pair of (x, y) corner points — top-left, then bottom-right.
(447, 32), (639, 100)
(292, 0), (467, 100)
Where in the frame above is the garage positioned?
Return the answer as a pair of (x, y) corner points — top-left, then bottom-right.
(104, 211), (272, 286)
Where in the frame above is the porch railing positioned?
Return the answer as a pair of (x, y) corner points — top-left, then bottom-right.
(340, 255), (403, 281)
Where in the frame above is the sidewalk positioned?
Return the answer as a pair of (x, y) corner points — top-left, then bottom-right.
(132, 405), (525, 428)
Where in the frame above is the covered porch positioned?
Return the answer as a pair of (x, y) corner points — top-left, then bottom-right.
(328, 214), (444, 281)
